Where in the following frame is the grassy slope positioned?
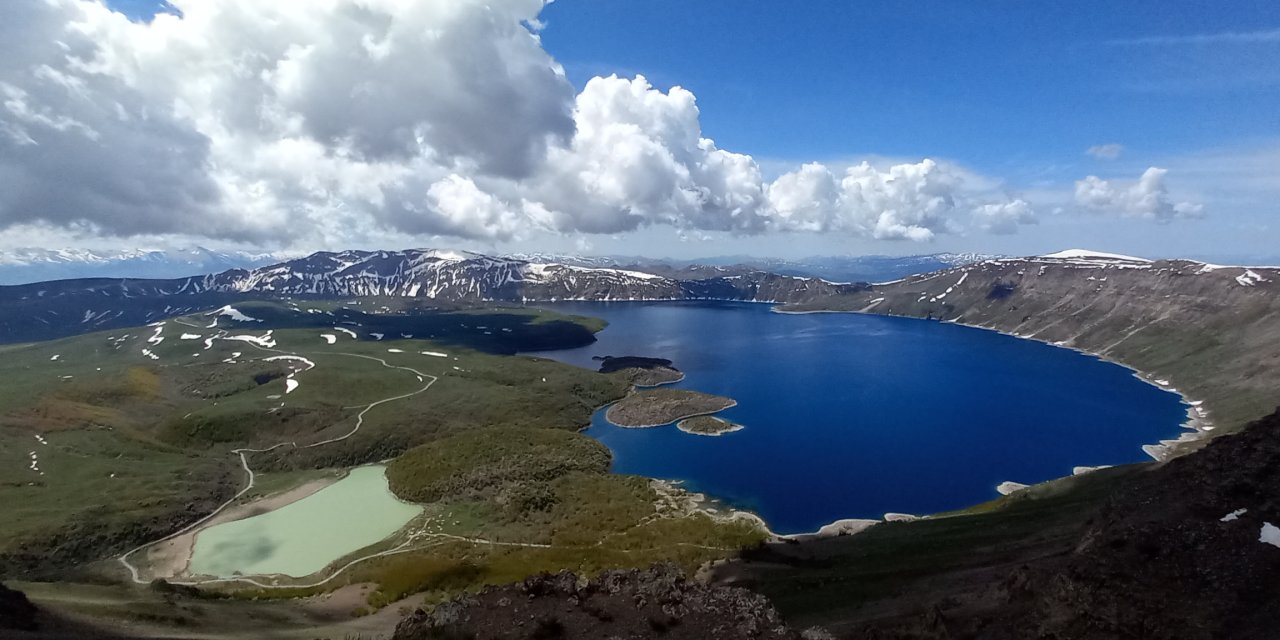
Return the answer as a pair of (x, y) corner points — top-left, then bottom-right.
(0, 302), (628, 578)
(3, 300), (767, 628)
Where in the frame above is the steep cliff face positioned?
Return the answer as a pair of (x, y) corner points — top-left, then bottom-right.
(782, 251), (1280, 436)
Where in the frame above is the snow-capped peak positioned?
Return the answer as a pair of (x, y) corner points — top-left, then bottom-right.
(1040, 249), (1152, 263)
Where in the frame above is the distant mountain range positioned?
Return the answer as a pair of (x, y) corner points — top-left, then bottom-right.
(0, 248), (291, 285)
(506, 252), (998, 284)
(0, 247), (994, 286)
(0, 249), (865, 343)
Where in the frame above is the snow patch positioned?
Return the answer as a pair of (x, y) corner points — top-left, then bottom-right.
(332, 327), (358, 339)
(320, 334), (337, 344)
(1041, 249), (1151, 262)
(49, 355), (60, 361)
(420, 351), (448, 358)
(1221, 508), (1248, 522)
(210, 305), (263, 325)
(223, 331), (276, 349)
(387, 348), (405, 353)
(1236, 270), (1270, 287)
(996, 481), (1029, 496)
(263, 355), (316, 371)
(1261, 523), (1280, 548)
(285, 378), (299, 394)
(180, 333), (202, 340)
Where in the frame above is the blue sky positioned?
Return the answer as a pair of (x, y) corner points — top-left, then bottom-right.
(32, 2), (1280, 259)
(538, 1), (1280, 181)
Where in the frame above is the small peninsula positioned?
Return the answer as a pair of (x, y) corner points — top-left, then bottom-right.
(595, 355), (685, 386)
(677, 415), (744, 436)
(606, 388), (737, 428)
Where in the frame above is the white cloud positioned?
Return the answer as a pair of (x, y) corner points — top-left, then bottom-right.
(1086, 143), (1124, 160)
(0, 0), (1038, 248)
(973, 199), (1037, 235)
(765, 159), (1037, 241)
(1105, 28), (1280, 47)
(1074, 167), (1204, 223)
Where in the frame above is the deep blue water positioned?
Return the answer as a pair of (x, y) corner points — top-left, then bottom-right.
(527, 301), (1188, 535)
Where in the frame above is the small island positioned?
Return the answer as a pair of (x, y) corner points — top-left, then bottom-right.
(676, 415), (744, 436)
(595, 355), (685, 387)
(605, 388), (737, 428)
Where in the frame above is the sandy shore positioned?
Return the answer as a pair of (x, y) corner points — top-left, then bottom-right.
(142, 475), (343, 580)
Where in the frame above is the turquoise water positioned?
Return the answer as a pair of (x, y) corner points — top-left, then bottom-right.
(188, 465), (421, 578)
(529, 302), (1189, 534)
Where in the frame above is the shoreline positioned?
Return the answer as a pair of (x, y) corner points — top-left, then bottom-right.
(572, 300), (1208, 549)
(604, 398), (740, 429)
(676, 416), (745, 437)
(142, 473), (345, 581)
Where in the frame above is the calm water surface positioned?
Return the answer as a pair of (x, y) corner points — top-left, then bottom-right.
(528, 302), (1187, 534)
(189, 465), (421, 578)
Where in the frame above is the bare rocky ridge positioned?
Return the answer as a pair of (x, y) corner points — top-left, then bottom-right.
(780, 251), (1280, 441)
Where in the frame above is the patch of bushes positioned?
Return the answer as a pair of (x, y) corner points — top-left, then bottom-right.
(386, 428), (611, 504)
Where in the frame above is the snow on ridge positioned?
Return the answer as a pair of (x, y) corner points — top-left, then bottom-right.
(1040, 249), (1152, 263)
(1236, 270), (1270, 287)
(212, 305), (262, 323)
(421, 248), (476, 262)
(522, 262), (664, 282)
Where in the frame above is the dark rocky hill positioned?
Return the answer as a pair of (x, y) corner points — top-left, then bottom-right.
(715, 406), (1280, 639)
(393, 565), (805, 640)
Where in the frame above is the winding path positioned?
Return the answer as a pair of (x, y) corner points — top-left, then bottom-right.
(116, 326), (738, 591)
(117, 335), (438, 586)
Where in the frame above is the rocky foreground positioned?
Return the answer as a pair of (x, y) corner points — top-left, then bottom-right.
(393, 565), (810, 640)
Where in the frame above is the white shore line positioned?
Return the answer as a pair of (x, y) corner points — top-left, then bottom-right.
(117, 340), (439, 587)
(675, 416), (745, 437)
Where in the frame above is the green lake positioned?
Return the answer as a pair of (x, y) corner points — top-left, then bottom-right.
(188, 465), (422, 578)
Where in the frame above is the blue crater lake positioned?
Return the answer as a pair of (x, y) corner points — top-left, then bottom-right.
(528, 301), (1188, 535)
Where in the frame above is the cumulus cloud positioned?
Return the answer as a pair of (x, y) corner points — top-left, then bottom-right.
(0, 0), (1036, 247)
(1074, 167), (1204, 222)
(1086, 143), (1124, 160)
(973, 199), (1037, 235)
